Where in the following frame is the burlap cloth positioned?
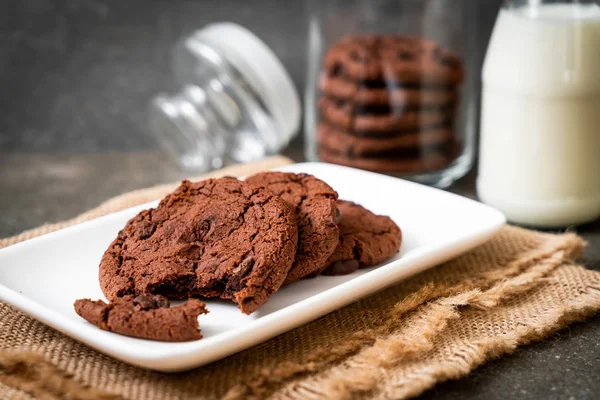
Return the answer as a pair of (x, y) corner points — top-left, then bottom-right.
(1, 155), (599, 400)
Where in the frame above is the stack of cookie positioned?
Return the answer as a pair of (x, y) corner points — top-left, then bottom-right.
(317, 35), (465, 174)
(75, 172), (402, 341)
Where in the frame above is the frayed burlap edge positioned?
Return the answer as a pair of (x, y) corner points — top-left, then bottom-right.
(1, 155), (599, 400)
(267, 267), (600, 400)
(223, 235), (589, 400)
(0, 352), (121, 400)
(1, 253), (597, 400)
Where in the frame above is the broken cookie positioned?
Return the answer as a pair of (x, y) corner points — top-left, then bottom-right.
(74, 294), (207, 342)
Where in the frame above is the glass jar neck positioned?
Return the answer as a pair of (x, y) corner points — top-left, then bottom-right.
(150, 85), (223, 172)
(149, 38), (283, 171)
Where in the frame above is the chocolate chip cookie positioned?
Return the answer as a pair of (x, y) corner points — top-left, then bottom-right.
(314, 34), (465, 176)
(322, 201), (402, 276)
(319, 97), (455, 134)
(99, 177), (298, 314)
(245, 172), (339, 283)
(74, 295), (207, 342)
(319, 74), (459, 107)
(318, 123), (452, 157)
(324, 35), (464, 84)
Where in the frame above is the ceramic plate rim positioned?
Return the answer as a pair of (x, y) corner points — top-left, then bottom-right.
(0, 162), (506, 371)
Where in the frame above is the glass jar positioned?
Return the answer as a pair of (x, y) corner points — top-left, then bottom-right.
(305, 0), (479, 188)
(149, 23), (301, 172)
(478, 0), (600, 227)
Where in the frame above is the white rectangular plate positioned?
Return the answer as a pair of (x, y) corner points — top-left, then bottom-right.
(0, 162), (505, 372)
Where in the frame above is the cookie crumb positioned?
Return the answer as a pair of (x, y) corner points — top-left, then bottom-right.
(74, 295), (208, 342)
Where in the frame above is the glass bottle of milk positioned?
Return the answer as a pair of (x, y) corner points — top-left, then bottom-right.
(478, 0), (600, 227)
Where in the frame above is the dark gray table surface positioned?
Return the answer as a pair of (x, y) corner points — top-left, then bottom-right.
(1, 0), (599, 399)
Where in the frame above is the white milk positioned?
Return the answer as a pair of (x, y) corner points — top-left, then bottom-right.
(478, 3), (600, 227)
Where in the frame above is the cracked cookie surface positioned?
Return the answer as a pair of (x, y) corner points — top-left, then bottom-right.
(74, 295), (207, 342)
(324, 35), (465, 84)
(245, 172), (339, 283)
(322, 200), (402, 276)
(99, 177), (298, 314)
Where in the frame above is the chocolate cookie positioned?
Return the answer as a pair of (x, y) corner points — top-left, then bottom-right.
(318, 123), (452, 157)
(74, 295), (208, 342)
(319, 97), (455, 133)
(245, 172), (339, 283)
(99, 177), (298, 314)
(318, 148), (452, 174)
(319, 74), (459, 107)
(322, 201), (402, 276)
(324, 35), (464, 84)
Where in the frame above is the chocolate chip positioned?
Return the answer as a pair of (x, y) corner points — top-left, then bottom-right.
(330, 63), (343, 77)
(134, 294), (156, 309)
(439, 54), (458, 67)
(234, 255), (255, 280)
(433, 47), (459, 67)
(193, 219), (212, 241)
(134, 294), (170, 310)
(322, 259), (360, 276)
(397, 51), (414, 60)
(224, 255), (256, 296)
(135, 220), (156, 240)
(350, 49), (369, 63)
(154, 295), (171, 308)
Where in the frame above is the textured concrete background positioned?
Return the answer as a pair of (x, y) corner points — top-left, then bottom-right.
(1, 1), (599, 399)
(0, 0), (499, 153)
(1, 0), (309, 152)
